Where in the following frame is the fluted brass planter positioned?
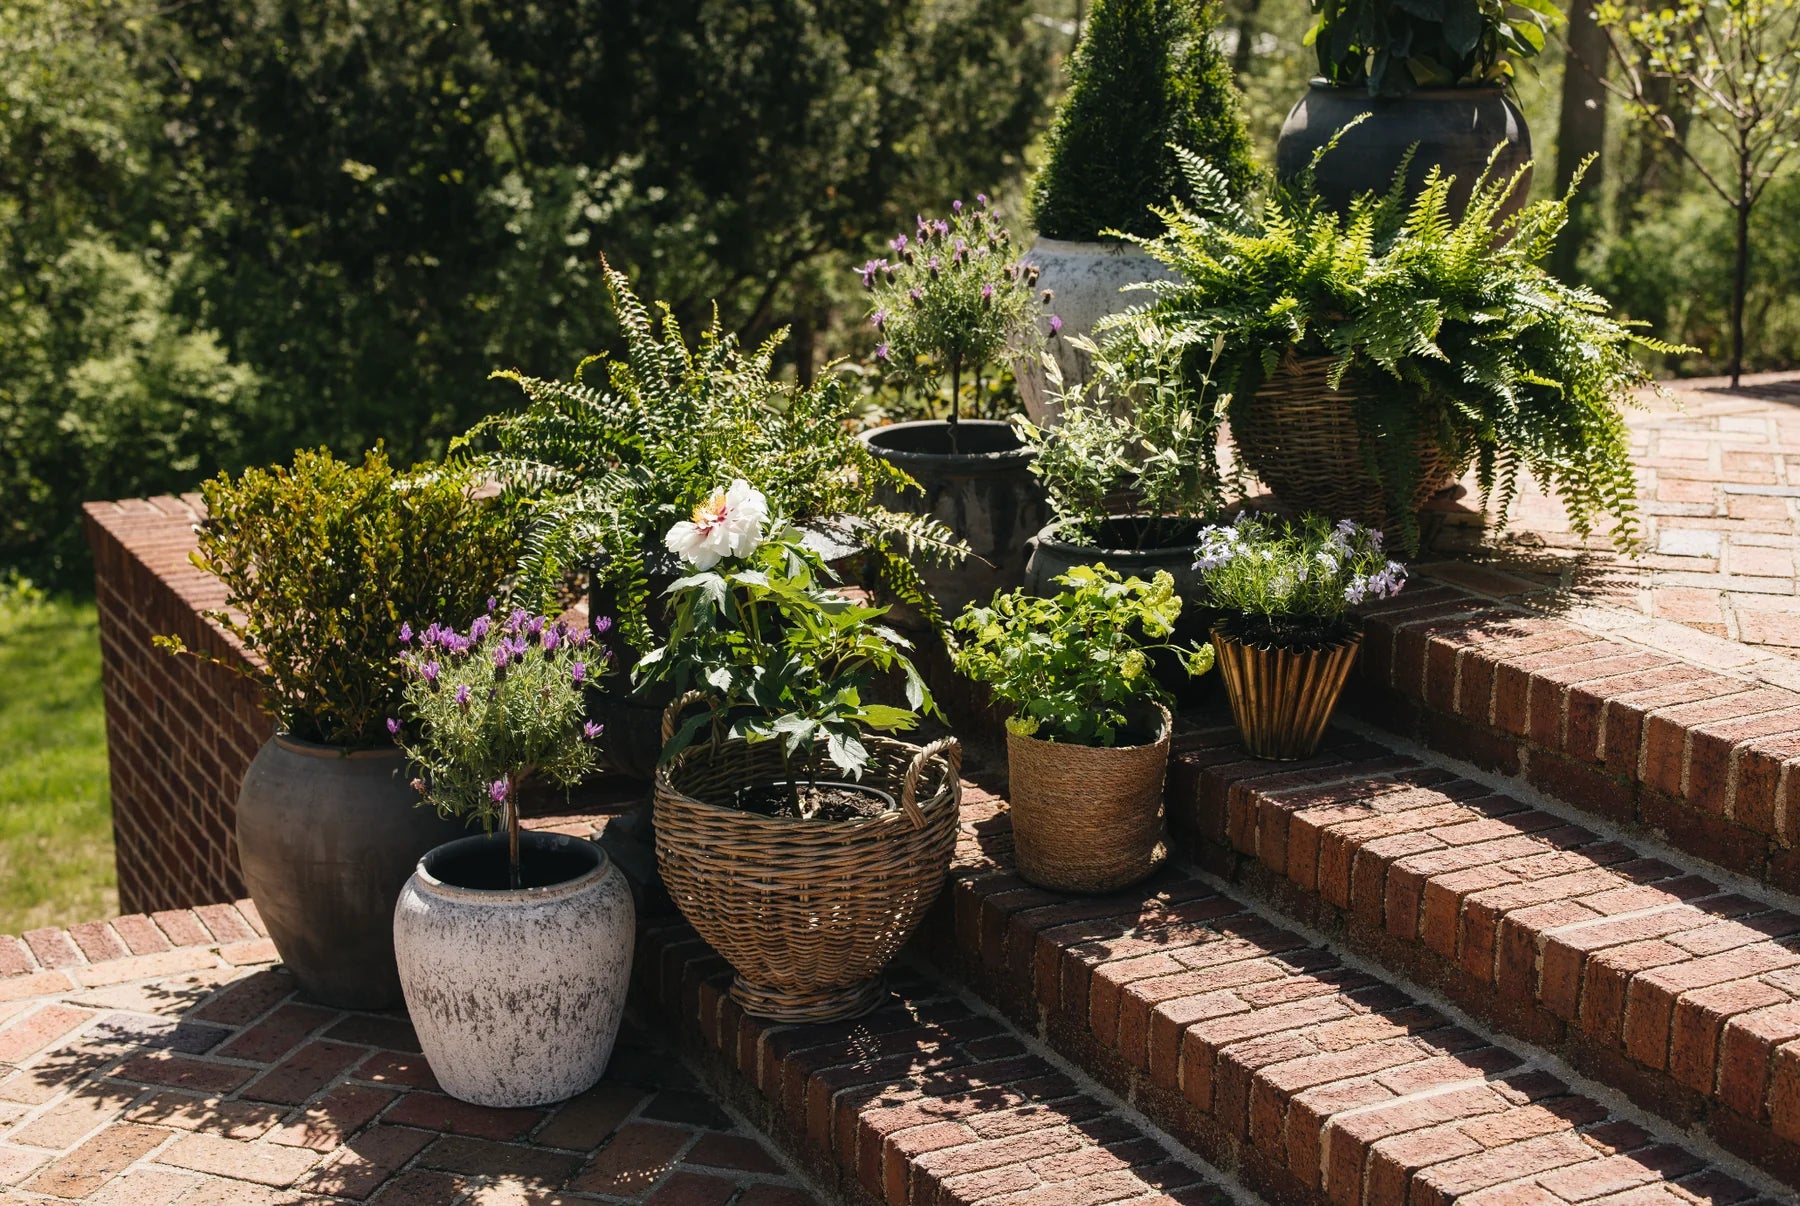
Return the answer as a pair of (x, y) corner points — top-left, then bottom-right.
(1211, 627), (1362, 760)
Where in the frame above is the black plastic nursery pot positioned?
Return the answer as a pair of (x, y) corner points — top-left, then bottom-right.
(1274, 82), (1532, 223)
(860, 420), (1050, 622)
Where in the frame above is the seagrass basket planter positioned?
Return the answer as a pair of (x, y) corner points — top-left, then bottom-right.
(1236, 354), (1462, 545)
(652, 699), (962, 1023)
(1212, 627), (1362, 760)
(1005, 703), (1172, 893)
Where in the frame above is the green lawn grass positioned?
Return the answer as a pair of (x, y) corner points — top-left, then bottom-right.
(0, 590), (116, 935)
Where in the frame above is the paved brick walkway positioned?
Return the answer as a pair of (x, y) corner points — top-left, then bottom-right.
(0, 900), (819, 1205)
(1422, 372), (1800, 673)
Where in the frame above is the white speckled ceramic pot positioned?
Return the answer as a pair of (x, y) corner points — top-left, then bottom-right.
(394, 831), (635, 1108)
(1015, 238), (1175, 426)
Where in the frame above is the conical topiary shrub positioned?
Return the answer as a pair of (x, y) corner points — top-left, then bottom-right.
(1031, 0), (1257, 241)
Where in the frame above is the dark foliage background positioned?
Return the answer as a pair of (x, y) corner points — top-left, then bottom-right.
(3, 0), (1055, 583)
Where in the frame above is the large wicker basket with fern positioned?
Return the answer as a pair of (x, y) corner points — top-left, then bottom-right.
(1233, 354), (1463, 544)
(652, 699), (961, 1023)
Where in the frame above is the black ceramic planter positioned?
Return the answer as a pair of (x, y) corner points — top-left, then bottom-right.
(1275, 81), (1532, 222)
(860, 420), (1050, 622)
(235, 735), (469, 1009)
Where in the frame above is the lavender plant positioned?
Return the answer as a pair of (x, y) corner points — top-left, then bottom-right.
(392, 604), (608, 888)
(1193, 514), (1406, 649)
(860, 197), (1050, 448)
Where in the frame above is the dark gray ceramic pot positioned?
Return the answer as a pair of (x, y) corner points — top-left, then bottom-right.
(235, 735), (468, 1009)
(1275, 82), (1531, 222)
(861, 420), (1050, 621)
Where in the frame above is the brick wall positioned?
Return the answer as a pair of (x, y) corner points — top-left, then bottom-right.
(84, 496), (269, 914)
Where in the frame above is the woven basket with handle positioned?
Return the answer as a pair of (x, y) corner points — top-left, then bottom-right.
(652, 692), (961, 1023)
(1235, 354), (1462, 544)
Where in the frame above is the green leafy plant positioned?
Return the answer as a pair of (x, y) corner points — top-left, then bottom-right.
(635, 489), (933, 812)
(393, 606), (605, 887)
(1194, 513), (1406, 648)
(475, 264), (966, 651)
(953, 565), (1213, 747)
(1125, 147), (1687, 553)
(860, 198), (1047, 443)
(1307, 0), (1563, 96)
(1031, 0), (1257, 240)
(1013, 329), (1229, 548)
(158, 448), (519, 748)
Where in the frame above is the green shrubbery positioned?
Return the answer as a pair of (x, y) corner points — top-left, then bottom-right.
(1031, 0), (1257, 240)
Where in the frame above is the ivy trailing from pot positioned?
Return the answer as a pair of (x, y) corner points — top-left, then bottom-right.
(388, 605), (632, 1109)
(1195, 513), (1405, 759)
(154, 447), (518, 1010)
(639, 481), (962, 1022)
(952, 565), (1213, 892)
(472, 262), (966, 659)
(1125, 146), (1690, 554)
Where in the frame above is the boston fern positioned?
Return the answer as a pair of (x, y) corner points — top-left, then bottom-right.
(1122, 145), (1685, 552)
(470, 264), (966, 651)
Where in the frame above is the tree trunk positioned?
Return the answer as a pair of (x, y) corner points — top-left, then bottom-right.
(1551, 0), (1609, 279)
(1231, 0), (1264, 79)
(1730, 199), (1750, 387)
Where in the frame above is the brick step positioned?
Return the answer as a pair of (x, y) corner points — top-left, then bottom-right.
(1340, 581), (1800, 893)
(635, 920), (1236, 1206)
(1169, 723), (1800, 1187)
(925, 784), (1780, 1206)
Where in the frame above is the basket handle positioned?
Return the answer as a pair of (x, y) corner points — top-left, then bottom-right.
(900, 736), (961, 829)
(660, 689), (715, 746)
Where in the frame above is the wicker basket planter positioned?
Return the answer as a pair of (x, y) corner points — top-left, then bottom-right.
(652, 703), (962, 1023)
(1235, 354), (1461, 544)
(1212, 628), (1362, 760)
(1005, 703), (1172, 893)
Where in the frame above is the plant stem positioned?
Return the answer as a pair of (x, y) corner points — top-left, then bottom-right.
(948, 360), (962, 455)
(505, 772), (521, 891)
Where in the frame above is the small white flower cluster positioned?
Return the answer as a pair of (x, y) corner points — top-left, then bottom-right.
(1192, 512), (1408, 618)
(664, 479), (769, 569)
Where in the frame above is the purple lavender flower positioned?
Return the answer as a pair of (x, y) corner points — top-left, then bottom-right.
(952, 198), (963, 212)
(907, 287), (923, 303)
(583, 721), (604, 741)
(455, 683), (470, 708)
(422, 661), (440, 686)
(592, 616), (612, 636)
(528, 615), (545, 636)
(976, 192), (989, 205)
(470, 615), (490, 641)
(506, 607), (528, 633)
(980, 283), (994, 302)
(1048, 315), (1063, 335)
(871, 308), (887, 330)
(486, 596), (497, 613)
(542, 626), (560, 652)
(571, 661), (586, 683)
(489, 780), (509, 804)
(875, 344), (889, 362)
(492, 645), (510, 669)
(399, 622), (413, 645)
(890, 235), (908, 252)
(570, 627), (590, 647)
(386, 718), (401, 737)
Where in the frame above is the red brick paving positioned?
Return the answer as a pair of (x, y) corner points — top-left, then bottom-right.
(1418, 372), (1800, 674)
(0, 903), (818, 1204)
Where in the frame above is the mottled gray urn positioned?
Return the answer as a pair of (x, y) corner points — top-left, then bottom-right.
(1014, 238), (1175, 425)
(393, 832), (636, 1108)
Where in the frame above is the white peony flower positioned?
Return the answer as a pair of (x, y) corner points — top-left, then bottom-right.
(664, 479), (769, 568)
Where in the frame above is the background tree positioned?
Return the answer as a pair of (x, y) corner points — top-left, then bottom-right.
(1031, 0), (1257, 240)
(1550, 0), (1610, 278)
(1595, 0), (1800, 385)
